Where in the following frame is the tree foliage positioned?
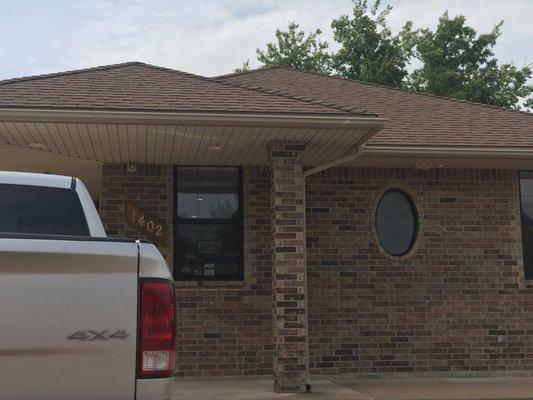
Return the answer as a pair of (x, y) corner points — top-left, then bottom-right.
(331, 0), (414, 87)
(409, 13), (532, 110)
(245, 1), (532, 110)
(255, 22), (331, 74)
(233, 60), (251, 73)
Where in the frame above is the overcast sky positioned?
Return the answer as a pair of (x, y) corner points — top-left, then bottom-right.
(0, 0), (531, 80)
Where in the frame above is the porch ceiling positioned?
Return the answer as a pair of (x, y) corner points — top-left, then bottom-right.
(0, 143), (102, 198)
(0, 119), (376, 166)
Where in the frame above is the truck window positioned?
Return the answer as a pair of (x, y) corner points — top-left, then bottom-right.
(0, 184), (90, 236)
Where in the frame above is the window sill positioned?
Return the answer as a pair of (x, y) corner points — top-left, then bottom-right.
(174, 280), (245, 289)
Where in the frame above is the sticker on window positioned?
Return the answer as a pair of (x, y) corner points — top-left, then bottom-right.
(203, 263), (215, 276)
(198, 242), (221, 254)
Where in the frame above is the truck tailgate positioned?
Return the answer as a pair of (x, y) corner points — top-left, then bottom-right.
(0, 237), (139, 400)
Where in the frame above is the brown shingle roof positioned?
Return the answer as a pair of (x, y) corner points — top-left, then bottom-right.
(215, 66), (533, 148)
(0, 62), (362, 116)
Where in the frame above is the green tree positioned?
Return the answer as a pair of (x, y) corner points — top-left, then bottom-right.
(255, 22), (331, 74)
(241, 1), (532, 110)
(233, 60), (251, 73)
(409, 12), (533, 110)
(331, 0), (415, 87)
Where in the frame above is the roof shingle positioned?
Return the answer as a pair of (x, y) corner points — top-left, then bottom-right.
(2, 62), (531, 149)
(0, 62), (360, 116)
(216, 66), (533, 148)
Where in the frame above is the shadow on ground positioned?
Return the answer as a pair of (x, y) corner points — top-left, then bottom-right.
(172, 377), (533, 400)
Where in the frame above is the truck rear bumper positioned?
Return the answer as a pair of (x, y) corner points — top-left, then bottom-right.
(136, 377), (173, 400)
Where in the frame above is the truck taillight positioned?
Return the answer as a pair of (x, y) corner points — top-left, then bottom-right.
(138, 279), (176, 379)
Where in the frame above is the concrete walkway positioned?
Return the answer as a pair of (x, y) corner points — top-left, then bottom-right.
(172, 377), (533, 400)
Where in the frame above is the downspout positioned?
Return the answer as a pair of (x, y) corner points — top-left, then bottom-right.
(301, 144), (366, 391)
(303, 144), (366, 179)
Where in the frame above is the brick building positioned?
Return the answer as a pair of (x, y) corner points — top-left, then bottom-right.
(1, 62), (533, 393)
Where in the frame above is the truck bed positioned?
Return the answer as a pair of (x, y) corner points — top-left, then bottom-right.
(0, 235), (140, 400)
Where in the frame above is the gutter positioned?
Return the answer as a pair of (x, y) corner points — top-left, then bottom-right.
(0, 108), (388, 130)
(362, 144), (533, 158)
(302, 145), (533, 179)
(304, 144), (365, 177)
(303, 144), (533, 179)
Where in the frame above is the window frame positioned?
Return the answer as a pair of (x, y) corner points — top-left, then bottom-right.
(173, 165), (244, 281)
(518, 171), (533, 280)
(375, 188), (419, 257)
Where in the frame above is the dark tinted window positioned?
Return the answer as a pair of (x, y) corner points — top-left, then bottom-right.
(175, 224), (240, 279)
(519, 172), (533, 279)
(375, 189), (418, 256)
(177, 167), (239, 219)
(174, 167), (242, 280)
(0, 184), (89, 236)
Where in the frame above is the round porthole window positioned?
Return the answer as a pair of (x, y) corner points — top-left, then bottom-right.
(375, 189), (418, 256)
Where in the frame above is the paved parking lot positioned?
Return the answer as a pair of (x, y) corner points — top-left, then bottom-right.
(172, 377), (533, 400)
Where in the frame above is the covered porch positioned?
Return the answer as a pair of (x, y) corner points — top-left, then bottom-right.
(0, 106), (385, 393)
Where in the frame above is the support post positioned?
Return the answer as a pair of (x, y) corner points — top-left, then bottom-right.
(267, 140), (309, 393)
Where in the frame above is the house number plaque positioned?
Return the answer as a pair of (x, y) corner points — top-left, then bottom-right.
(126, 201), (167, 242)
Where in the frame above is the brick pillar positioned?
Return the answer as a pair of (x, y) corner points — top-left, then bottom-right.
(267, 140), (309, 393)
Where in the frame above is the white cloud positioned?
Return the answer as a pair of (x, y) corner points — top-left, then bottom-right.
(0, 0), (531, 79)
(61, 0), (352, 76)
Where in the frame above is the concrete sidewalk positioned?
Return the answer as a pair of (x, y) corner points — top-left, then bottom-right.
(172, 377), (533, 400)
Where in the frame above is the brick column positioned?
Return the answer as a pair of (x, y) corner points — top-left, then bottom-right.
(267, 141), (309, 393)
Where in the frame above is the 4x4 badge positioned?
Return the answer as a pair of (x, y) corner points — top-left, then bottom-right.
(67, 329), (129, 341)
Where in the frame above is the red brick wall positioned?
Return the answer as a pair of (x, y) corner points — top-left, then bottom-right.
(306, 167), (532, 375)
(100, 164), (273, 377)
(100, 164), (533, 377)
(173, 166), (273, 376)
(99, 163), (173, 262)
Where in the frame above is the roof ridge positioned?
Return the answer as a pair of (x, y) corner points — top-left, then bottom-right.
(216, 66), (533, 116)
(0, 62), (365, 117)
(213, 68), (374, 116)
(213, 65), (282, 79)
(0, 61), (221, 87)
(123, 62), (370, 116)
(0, 61), (150, 85)
(119, 63), (366, 116)
(123, 62), (209, 80)
(215, 79), (373, 116)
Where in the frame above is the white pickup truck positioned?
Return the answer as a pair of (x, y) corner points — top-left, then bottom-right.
(0, 171), (175, 400)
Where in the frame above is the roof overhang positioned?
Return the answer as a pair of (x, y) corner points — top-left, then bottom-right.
(1, 107), (532, 170)
(355, 144), (533, 170)
(0, 108), (387, 167)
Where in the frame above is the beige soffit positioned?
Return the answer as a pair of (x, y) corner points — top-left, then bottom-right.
(0, 108), (387, 166)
